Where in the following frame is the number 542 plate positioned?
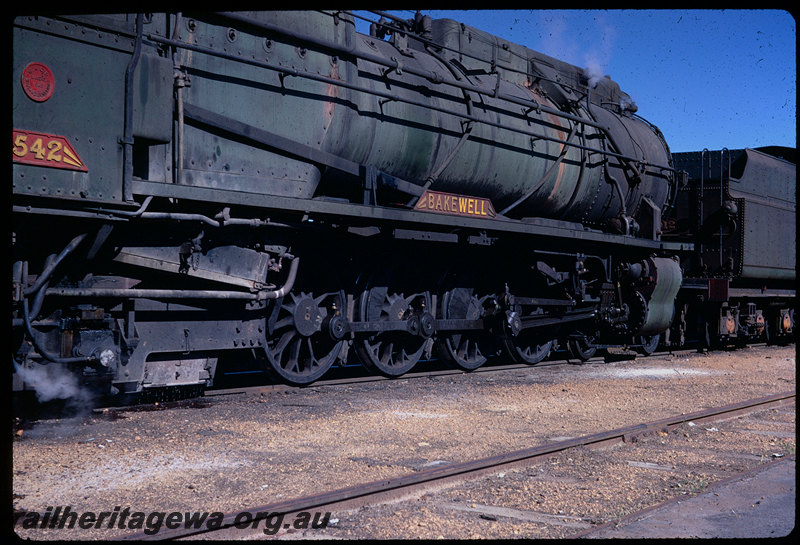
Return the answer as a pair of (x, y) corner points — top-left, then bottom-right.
(12, 129), (87, 172)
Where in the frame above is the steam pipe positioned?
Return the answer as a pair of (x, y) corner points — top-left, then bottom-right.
(412, 44), (476, 201)
(214, 12), (601, 131)
(22, 233), (88, 296)
(87, 197), (296, 229)
(720, 147), (730, 269)
(22, 297), (96, 364)
(135, 211), (295, 229)
(699, 148), (708, 257)
(606, 163), (627, 219)
(27, 255), (54, 319)
(122, 13), (144, 203)
(585, 86), (645, 187)
(152, 35), (594, 157)
(172, 12), (185, 185)
(152, 33), (659, 177)
(191, 12), (675, 175)
(499, 123), (579, 216)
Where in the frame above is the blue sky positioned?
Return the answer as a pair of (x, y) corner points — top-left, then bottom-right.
(354, 10), (796, 153)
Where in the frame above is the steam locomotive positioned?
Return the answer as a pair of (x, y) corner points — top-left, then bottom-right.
(12, 11), (795, 405)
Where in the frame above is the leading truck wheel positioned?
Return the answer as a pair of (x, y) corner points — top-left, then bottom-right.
(501, 308), (553, 365)
(567, 335), (597, 363)
(504, 335), (553, 365)
(635, 334), (660, 356)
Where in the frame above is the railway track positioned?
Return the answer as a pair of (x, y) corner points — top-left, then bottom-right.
(75, 347), (722, 415)
(64, 345), (769, 418)
(117, 390), (795, 540)
(202, 346), (721, 400)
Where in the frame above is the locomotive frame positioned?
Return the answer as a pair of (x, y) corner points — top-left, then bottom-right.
(11, 11), (794, 405)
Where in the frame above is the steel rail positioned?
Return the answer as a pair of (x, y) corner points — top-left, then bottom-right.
(200, 346), (724, 399)
(116, 390), (795, 540)
(201, 346), (769, 399)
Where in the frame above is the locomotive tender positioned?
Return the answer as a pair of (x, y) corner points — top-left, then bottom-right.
(12, 11), (795, 404)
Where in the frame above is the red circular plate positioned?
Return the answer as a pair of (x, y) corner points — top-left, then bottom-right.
(21, 62), (55, 102)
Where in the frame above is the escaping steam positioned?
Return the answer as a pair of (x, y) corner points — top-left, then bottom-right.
(14, 360), (95, 411)
(536, 11), (616, 90)
(583, 61), (606, 89)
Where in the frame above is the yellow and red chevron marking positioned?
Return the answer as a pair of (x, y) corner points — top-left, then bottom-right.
(12, 129), (87, 172)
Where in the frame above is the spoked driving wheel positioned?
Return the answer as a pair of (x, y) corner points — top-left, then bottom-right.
(501, 305), (552, 365)
(505, 334), (553, 365)
(355, 285), (432, 377)
(437, 287), (496, 371)
(264, 290), (345, 385)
